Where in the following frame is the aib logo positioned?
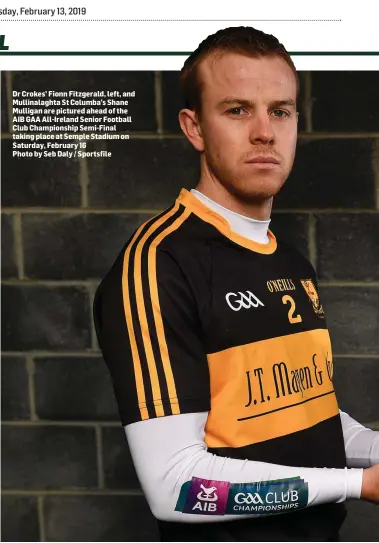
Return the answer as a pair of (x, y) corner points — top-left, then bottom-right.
(226, 290), (264, 311)
(0, 36), (9, 50)
(177, 477), (230, 514)
(197, 484), (218, 502)
(193, 484), (219, 512)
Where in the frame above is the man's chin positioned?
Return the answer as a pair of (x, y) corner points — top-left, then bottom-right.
(230, 178), (285, 202)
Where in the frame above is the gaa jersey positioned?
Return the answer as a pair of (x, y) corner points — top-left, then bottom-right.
(93, 188), (347, 540)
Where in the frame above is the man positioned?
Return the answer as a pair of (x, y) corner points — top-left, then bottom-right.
(94, 26), (379, 542)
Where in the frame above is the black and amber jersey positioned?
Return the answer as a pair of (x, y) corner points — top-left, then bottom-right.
(94, 187), (347, 532)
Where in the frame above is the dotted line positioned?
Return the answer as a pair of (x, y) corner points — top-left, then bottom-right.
(0, 19), (342, 22)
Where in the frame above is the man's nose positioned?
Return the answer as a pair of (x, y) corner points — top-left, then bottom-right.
(249, 113), (274, 144)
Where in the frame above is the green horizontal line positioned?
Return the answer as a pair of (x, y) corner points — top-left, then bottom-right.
(1, 51), (379, 56)
(0, 51), (186, 56)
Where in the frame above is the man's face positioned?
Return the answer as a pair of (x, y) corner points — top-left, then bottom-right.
(195, 52), (298, 201)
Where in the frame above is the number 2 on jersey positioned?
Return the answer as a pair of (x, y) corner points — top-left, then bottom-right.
(282, 295), (302, 324)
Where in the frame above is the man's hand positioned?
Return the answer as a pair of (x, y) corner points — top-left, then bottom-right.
(362, 463), (379, 503)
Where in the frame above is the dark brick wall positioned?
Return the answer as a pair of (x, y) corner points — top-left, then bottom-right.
(1, 71), (379, 542)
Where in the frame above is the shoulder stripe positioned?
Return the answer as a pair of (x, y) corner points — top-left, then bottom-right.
(132, 203), (184, 417)
(147, 206), (192, 416)
(121, 204), (177, 420)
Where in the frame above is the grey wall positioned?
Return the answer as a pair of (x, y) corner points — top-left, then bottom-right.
(1, 70), (379, 542)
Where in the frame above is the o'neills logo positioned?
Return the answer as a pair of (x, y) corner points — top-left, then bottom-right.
(301, 279), (324, 317)
(267, 278), (296, 293)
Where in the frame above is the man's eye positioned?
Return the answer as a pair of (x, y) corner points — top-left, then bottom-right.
(227, 107), (247, 116)
(272, 109), (289, 118)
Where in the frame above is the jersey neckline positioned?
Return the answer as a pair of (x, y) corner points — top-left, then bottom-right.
(176, 188), (277, 255)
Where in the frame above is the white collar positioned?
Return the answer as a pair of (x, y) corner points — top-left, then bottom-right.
(190, 189), (270, 244)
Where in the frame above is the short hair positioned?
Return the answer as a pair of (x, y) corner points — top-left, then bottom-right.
(180, 26), (299, 113)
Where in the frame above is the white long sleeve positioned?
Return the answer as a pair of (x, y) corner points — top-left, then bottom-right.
(340, 410), (379, 468)
(125, 411), (363, 523)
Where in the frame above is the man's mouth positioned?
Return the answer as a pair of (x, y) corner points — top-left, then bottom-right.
(246, 156), (280, 164)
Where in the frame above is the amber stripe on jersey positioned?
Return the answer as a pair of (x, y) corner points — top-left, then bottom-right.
(205, 328), (339, 447)
(147, 206), (192, 416)
(122, 206), (178, 420)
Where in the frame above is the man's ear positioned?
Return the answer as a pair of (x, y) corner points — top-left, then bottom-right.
(178, 108), (204, 152)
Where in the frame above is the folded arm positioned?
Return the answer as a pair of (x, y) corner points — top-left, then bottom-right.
(125, 411), (363, 523)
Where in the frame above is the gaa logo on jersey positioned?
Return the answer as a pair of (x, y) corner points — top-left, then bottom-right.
(225, 291), (264, 311)
(300, 279), (324, 317)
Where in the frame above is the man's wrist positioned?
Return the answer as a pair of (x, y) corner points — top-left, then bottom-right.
(346, 467), (364, 499)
